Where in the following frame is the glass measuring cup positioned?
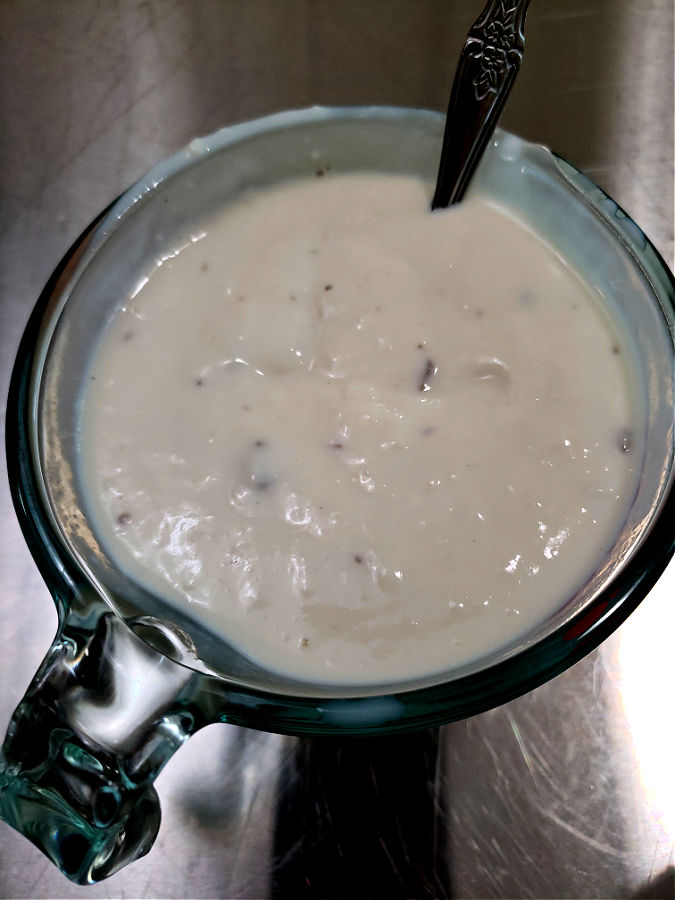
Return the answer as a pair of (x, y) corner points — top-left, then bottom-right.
(1, 107), (673, 884)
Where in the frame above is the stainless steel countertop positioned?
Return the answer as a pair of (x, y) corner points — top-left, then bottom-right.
(1, 2), (673, 897)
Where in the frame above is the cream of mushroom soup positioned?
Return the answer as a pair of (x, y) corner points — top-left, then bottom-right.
(79, 172), (643, 684)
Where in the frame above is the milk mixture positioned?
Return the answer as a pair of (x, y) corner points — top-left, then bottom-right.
(79, 173), (642, 684)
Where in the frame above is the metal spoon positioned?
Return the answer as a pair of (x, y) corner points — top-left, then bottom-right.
(432, 0), (532, 209)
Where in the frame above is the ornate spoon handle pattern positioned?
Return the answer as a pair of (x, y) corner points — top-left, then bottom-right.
(432, 0), (532, 209)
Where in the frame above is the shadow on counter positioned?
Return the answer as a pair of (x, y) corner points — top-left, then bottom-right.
(271, 729), (451, 900)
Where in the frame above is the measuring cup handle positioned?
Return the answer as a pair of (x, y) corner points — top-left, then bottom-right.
(0, 605), (198, 884)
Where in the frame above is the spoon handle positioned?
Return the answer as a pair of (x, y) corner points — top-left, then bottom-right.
(432, 0), (532, 209)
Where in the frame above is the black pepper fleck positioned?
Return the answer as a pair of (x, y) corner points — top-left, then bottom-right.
(117, 512), (132, 525)
(354, 554), (363, 564)
(324, 284), (333, 291)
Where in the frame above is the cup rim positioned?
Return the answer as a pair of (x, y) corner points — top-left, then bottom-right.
(6, 105), (675, 731)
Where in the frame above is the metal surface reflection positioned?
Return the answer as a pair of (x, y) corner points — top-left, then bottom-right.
(0, 1), (673, 897)
(615, 570), (675, 875)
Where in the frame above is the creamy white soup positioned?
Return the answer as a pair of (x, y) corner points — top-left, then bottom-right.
(79, 172), (642, 685)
